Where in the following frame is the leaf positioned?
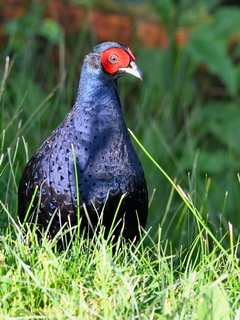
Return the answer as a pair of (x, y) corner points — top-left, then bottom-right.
(188, 32), (237, 96)
(196, 283), (231, 320)
(213, 8), (240, 38)
(149, 0), (175, 28)
(39, 18), (63, 45)
(198, 102), (240, 153)
(187, 7), (240, 97)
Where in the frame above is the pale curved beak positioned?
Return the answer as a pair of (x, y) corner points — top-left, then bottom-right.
(119, 61), (143, 81)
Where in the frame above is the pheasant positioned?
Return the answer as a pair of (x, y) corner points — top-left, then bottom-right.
(18, 42), (148, 246)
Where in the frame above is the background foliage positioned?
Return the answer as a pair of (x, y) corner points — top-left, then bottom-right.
(1, 0), (240, 251)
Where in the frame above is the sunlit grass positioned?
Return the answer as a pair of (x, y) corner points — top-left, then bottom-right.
(0, 122), (239, 318)
(0, 198), (239, 318)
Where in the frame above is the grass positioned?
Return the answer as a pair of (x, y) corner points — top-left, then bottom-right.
(1, 2), (240, 317)
(0, 120), (239, 318)
(0, 203), (239, 318)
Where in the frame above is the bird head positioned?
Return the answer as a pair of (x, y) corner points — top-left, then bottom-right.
(86, 42), (143, 81)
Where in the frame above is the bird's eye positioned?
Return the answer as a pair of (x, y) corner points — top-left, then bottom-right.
(109, 55), (119, 64)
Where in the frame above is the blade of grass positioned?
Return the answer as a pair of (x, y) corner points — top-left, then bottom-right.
(129, 128), (237, 265)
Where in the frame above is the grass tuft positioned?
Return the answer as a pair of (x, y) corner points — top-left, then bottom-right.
(0, 209), (239, 318)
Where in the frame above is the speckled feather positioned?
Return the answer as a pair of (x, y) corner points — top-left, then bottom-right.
(18, 42), (148, 243)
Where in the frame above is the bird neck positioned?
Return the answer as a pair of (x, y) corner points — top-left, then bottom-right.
(77, 63), (118, 105)
(71, 64), (127, 137)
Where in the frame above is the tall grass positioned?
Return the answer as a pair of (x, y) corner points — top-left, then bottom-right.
(0, 171), (239, 318)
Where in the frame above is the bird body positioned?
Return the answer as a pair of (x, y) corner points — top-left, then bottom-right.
(18, 42), (148, 244)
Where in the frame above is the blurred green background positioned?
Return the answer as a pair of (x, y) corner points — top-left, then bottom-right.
(1, 0), (240, 251)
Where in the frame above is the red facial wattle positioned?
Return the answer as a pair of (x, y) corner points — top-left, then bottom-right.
(101, 47), (134, 74)
(126, 47), (136, 62)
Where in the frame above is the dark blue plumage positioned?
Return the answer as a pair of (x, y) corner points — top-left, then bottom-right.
(18, 42), (148, 245)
